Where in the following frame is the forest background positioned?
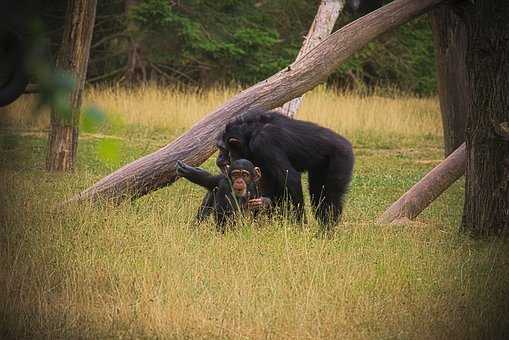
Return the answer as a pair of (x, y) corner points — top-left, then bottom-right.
(40, 0), (436, 95)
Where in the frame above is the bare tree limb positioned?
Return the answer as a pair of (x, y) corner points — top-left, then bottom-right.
(69, 0), (445, 204)
(377, 143), (466, 225)
(91, 32), (127, 50)
(153, 63), (197, 84)
(275, 0), (345, 118)
(87, 67), (126, 83)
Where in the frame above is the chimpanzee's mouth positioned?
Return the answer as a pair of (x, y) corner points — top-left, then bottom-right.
(233, 188), (246, 197)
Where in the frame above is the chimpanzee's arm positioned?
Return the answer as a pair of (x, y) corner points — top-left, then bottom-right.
(176, 160), (224, 191)
(274, 160), (305, 218)
(250, 145), (305, 220)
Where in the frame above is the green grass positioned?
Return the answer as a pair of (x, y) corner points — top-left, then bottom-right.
(1, 88), (508, 339)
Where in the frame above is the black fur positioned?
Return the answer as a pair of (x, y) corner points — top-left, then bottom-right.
(220, 111), (354, 230)
(176, 159), (263, 231)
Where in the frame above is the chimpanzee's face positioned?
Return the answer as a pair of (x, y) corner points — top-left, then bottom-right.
(228, 159), (261, 198)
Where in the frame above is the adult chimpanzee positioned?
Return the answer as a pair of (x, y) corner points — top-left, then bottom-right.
(176, 158), (271, 231)
(219, 111), (354, 230)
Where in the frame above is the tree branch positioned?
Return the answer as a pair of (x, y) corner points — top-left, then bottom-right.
(91, 32), (127, 50)
(275, 0), (345, 118)
(87, 67), (126, 83)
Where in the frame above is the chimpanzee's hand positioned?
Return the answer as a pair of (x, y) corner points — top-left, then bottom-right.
(176, 160), (191, 177)
(247, 197), (271, 211)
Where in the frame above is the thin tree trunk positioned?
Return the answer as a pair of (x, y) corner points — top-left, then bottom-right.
(377, 143), (466, 224)
(124, 0), (147, 85)
(69, 0), (446, 204)
(275, 0), (345, 118)
(431, 3), (468, 157)
(47, 0), (97, 172)
(461, 0), (509, 235)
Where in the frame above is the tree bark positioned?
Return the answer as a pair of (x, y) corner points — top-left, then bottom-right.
(124, 0), (147, 85)
(377, 143), (466, 224)
(275, 0), (345, 118)
(461, 0), (509, 235)
(46, 0), (97, 172)
(431, 2), (468, 157)
(69, 0), (446, 203)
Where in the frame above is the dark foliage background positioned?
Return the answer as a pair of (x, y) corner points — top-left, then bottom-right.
(40, 0), (436, 95)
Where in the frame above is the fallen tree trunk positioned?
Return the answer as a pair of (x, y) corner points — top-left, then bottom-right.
(275, 0), (344, 118)
(70, 0), (445, 203)
(377, 142), (466, 224)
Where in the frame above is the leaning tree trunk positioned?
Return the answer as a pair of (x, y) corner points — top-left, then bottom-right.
(69, 0), (446, 203)
(377, 143), (465, 224)
(461, 0), (509, 235)
(275, 0), (344, 118)
(379, 2), (471, 223)
(431, 2), (468, 157)
(47, 0), (97, 171)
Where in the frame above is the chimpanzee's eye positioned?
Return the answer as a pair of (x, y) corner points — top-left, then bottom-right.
(230, 169), (251, 181)
(230, 170), (242, 179)
(242, 171), (250, 180)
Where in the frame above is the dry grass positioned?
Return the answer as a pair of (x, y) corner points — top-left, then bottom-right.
(1, 86), (508, 339)
(2, 85), (440, 138)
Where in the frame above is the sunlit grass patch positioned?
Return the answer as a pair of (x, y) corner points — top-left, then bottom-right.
(2, 85), (440, 146)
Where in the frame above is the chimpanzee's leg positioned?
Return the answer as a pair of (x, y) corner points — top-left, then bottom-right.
(308, 167), (327, 221)
(310, 153), (353, 229)
(196, 191), (215, 222)
(267, 163), (304, 222)
(284, 169), (305, 222)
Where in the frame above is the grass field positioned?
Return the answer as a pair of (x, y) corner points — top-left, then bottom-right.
(1, 87), (508, 339)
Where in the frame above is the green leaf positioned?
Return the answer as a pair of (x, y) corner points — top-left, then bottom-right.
(97, 138), (122, 167)
(81, 105), (107, 133)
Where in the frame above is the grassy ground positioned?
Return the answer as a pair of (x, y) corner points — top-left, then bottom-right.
(1, 87), (508, 339)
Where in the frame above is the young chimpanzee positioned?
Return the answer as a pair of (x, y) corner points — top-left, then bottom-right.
(219, 111), (354, 230)
(193, 137), (280, 222)
(176, 158), (271, 231)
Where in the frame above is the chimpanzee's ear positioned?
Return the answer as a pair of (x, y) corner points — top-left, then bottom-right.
(254, 167), (262, 182)
(228, 137), (241, 147)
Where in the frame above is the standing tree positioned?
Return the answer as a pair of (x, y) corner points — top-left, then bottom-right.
(431, 2), (468, 157)
(380, 0), (509, 231)
(124, 0), (147, 85)
(47, 0), (97, 171)
(461, 0), (509, 234)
